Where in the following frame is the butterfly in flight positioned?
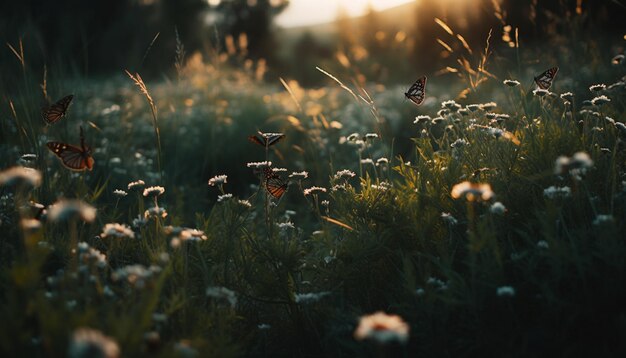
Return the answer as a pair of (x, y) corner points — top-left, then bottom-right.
(248, 131), (285, 148)
(47, 126), (94, 171)
(534, 67), (558, 90)
(405, 76), (427, 106)
(42, 94), (74, 125)
(262, 167), (288, 200)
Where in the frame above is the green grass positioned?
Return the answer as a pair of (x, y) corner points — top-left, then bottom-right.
(1, 21), (626, 358)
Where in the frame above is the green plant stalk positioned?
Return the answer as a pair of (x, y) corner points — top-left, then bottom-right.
(148, 102), (163, 182)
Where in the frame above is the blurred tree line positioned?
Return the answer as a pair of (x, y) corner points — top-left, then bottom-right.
(0, 0), (623, 86)
(0, 0), (288, 81)
(287, 0), (625, 86)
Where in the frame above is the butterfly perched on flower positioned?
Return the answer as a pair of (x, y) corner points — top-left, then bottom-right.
(42, 95), (74, 125)
(262, 167), (288, 200)
(405, 76), (427, 106)
(248, 131), (285, 148)
(47, 126), (94, 171)
(534, 67), (558, 90)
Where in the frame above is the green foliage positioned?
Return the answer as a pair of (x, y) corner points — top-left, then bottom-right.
(1, 8), (626, 358)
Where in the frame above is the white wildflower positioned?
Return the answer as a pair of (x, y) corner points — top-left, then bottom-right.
(333, 169), (356, 180)
(414, 115), (431, 124)
(289, 171), (309, 179)
(113, 189), (127, 197)
(371, 181), (392, 191)
(591, 95), (610, 106)
(536, 240), (549, 249)
(589, 84), (606, 92)
(277, 222), (295, 230)
(68, 328), (120, 358)
(206, 286), (237, 307)
(303, 186), (327, 196)
(100, 223), (135, 239)
(354, 312), (409, 344)
(467, 104), (481, 112)
(0, 166), (42, 187)
(490, 202), (506, 215)
(450, 138), (468, 148)
(48, 200), (96, 223)
(295, 291), (331, 304)
(376, 157), (389, 166)
(217, 194), (233, 202)
(543, 186), (572, 199)
(593, 215), (614, 226)
(480, 102), (497, 111)
(143, 186), (165, 197)
(144, 206), (167, 220)
(560, 92), (574, 101)
(127, 180), (145, 191)
(246, 161), (272, 168)
(208, 174), (228, 186)
(237, 199), (252, 208)
(496, 286), (516, 297)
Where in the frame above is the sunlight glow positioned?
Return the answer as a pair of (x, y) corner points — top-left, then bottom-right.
(276, 0), (415, 28)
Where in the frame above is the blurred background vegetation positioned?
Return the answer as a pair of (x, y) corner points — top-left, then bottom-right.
(1, 1), (625, 357)
(1, 0), (624, 86)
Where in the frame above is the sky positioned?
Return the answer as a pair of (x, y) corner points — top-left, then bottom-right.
(275, 0), (415, 28)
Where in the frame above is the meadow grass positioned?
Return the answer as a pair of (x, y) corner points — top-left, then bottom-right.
(1, 17), (626, 358)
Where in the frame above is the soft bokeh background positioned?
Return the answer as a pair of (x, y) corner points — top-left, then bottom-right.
(1, 0), (624, 86)
(1, 1), (625, 357)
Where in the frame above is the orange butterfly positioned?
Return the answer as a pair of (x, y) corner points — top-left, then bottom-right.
(47, 126), (94, 171)
(262, 168), (288, 200)
(42, 95), (73, 125)
(248, 131), (285, 148)
(534, 67), (558, 90)
(405, 76), (427, 106)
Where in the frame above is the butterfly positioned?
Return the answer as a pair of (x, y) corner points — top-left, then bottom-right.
(42, 95), (74, 125)
(534, 67), (558, 90)
(47, 126), (94, 171)
(262, 168), (288, 200)
(405, 76), (427, 106)
(248, 131), (285, 148)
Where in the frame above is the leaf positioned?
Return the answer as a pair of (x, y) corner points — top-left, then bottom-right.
(321, 216), (354, 231)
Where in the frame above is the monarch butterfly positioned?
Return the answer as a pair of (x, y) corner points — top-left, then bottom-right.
(47, 126), (94, 171)
(262, 168), (288, 200)
(405, 76), (427, 106)
(248, 131), (285, 148)
(534, 67), (558, 90)
(42, 95), (74, 125)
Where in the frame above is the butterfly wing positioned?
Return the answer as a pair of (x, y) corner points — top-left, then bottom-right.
(405, 76), (427, 106)
(263, 167), (278, 178)
(248, 135), (266, 147)
(534, 67), (558, 90)
(249, 132), (285, 148)
(47, 142), (94, 171)
(262, 168), (287, 199)
(266, 176), (288, 199)
(266, 133), (285, 147)
(43, 95), (73, 124)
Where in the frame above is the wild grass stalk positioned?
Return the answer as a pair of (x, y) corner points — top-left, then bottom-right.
(174, 27), (186, 81)
(125, 70), (163, 182)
